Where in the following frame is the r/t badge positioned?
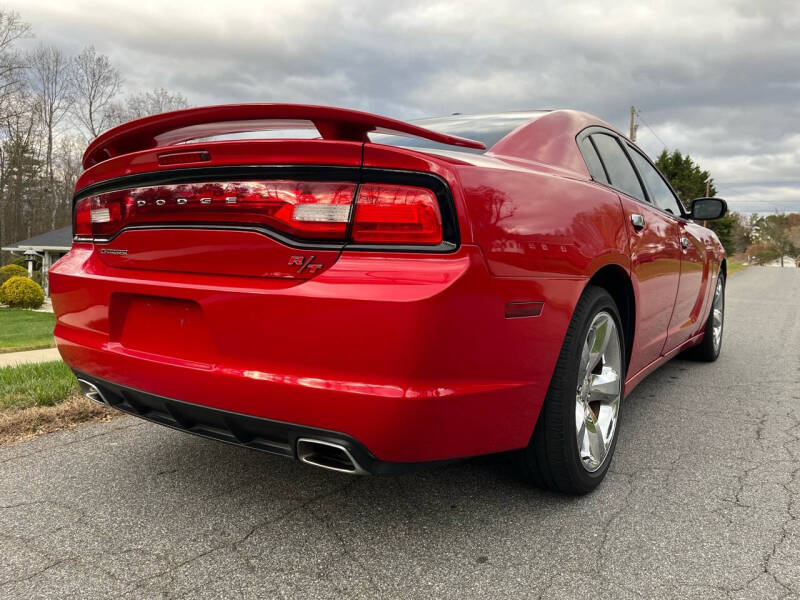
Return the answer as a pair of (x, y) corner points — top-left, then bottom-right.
(289, 255), (323, 274)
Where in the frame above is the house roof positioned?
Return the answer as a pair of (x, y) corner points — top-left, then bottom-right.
(1, 226), (72, 252)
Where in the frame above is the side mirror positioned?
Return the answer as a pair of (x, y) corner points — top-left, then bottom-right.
(690, 197), (727, 221)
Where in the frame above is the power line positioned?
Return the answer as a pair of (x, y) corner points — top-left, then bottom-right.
(633, 108), (669, 149)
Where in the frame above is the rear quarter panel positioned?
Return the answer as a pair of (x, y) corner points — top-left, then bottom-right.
(362, 146), (630, 447)
(455, 160), (630, 433)
(457, 162), (629, 278)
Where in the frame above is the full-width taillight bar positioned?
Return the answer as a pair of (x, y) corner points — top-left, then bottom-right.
(73, 180), (444, 246)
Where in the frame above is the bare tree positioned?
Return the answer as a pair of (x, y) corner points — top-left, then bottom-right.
(0, 11), (32, 259)
(0, 15), (195, 262)
(28, 44), (74, 228)
(0, 10), (31, 117)
(125, 87), (189, 119)
(52, 134), (82, 227)
(1, 91), (44, 249)
(70, 46), (121, 139)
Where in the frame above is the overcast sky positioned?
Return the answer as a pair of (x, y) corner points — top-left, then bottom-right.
(8, 0), (800, 214)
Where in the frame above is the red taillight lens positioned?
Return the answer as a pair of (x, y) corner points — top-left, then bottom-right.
(75, 179), (447, 246)
(352, 184), (442, 245)
(82, 181), (357, 241)
(73, 197), (92, 239)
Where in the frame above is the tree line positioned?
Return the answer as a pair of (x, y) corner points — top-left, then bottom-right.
(0, 9), (189, 260)
(655, 150), (799, 266)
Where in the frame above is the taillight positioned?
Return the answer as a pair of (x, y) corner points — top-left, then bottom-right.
(73, 179), (446, 247)
(79, 181), (357, 241)
(73, 197), (92, 240)
(352, 184), (442, 245)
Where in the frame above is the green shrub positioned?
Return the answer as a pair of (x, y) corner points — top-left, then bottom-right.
(0, 264), (27, 285)
(1, 276), (44, 309)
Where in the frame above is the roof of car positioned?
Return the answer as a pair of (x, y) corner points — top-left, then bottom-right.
(387, 109), (620, 176)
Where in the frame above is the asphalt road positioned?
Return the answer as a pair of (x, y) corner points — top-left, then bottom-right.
(2, 266), (799, 599)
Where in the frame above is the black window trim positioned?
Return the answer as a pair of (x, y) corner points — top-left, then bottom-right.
(588, 136), (611, 183)
(576, 127), (647, 204)
(575, 126), (689, 222)
(577, 134), (610, 184)
(622, 141), (687, 220)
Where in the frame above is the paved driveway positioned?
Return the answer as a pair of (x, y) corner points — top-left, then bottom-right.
(1, 267), (799, 599)
(0, 347), (61, 367)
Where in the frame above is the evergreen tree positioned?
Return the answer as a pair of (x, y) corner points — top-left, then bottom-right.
(654, 149), (739, 255)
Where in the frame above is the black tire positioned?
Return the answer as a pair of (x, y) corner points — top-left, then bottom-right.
(683, 272), (725, 362)
(515, 286), (626, 494)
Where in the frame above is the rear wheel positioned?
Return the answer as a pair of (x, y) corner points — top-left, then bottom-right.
(684, 272), (725, 362)
(516, 286), (625, 494)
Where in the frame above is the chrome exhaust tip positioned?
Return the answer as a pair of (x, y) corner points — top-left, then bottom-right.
(76, 379), (108, 406)
(296, 438), (367, 475)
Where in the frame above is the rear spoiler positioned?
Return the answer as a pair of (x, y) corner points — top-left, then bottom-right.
(82, 103), (486, 168)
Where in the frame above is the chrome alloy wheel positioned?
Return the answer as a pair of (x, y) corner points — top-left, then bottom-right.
(711, 277), (724, 353)
(575, 311), (622, 472)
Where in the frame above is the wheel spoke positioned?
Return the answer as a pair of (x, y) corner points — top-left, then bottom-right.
(585, 424), (606, 469)
(579, 339), (592, 381)
(587, 315), (615, 374)
(589, 366), (620, 403)
(596, 403), (618, 439)
(577, 419), (588, 455)
(575, 400), (586, 433)
(579, 427), (592, 463)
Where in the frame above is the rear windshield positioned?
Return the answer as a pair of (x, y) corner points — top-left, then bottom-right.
(182, 112), (543, 153)
(369, 113), (544, 154)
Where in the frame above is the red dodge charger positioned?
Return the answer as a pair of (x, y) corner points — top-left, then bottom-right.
(50, 105), (727, 493)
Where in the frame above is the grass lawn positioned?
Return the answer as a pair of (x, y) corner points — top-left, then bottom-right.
(0, 308), (56, 353)
(0, 360), (116, 444)
(0, 360), (77, 409)
(727, 262), (748, 275)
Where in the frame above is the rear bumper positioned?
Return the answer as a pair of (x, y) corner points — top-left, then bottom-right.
(74, 370), (446, 474)
(51, 243), (585, 464)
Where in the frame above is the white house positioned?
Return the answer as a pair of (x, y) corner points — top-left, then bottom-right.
(2, 226), (72, 296)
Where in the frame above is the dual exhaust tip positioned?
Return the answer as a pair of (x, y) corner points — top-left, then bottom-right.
(296, 438), (367, 475)
(78, 378), (366, 475)
(77, 379), (109, 406)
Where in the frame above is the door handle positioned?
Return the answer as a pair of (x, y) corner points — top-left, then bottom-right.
(630, 214), (645, 230)
(681, 236), (690, 249)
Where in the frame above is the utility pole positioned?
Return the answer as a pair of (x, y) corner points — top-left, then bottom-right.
(629, 106), (638, 142)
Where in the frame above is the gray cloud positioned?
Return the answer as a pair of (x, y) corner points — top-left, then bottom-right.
(10, 0), (800, 213)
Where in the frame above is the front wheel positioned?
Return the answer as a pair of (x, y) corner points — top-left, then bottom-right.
(516, 286), (625, 494)
(684, 272), (725, 362)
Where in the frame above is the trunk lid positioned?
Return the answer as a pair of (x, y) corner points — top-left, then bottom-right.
(74, 104), (483, 280)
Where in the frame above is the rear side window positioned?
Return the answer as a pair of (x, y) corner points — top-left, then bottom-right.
(627, 145), (684, 216)
(590, 134), (645, 202)
(578, 136), (609, 184)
